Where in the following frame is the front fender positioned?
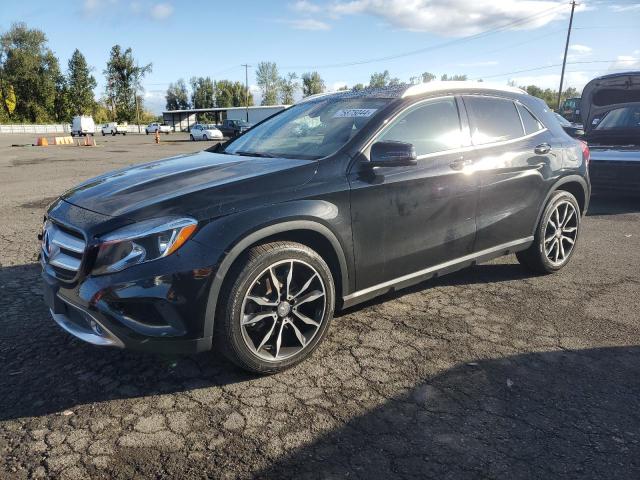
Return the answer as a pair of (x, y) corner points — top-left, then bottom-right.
(192, 199), (353, 340)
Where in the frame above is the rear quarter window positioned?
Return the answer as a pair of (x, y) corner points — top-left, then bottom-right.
(463, 96), (524, 145)
(516, 103), (544, 135)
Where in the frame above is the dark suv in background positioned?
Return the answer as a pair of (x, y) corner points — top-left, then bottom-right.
(41, 82), (590, 373)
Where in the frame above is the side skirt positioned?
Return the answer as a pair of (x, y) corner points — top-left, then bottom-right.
(341, 237), (533, 309)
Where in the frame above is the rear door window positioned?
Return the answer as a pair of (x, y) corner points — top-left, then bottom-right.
(463, 96), (524, 145)
(377, 97), (464, 156)
(516, 103), (544, 135)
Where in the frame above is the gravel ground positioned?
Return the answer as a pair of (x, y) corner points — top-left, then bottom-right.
(1, 134), (639, 479)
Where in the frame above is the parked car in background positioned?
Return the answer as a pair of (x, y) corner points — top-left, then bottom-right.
(581, 72), (640, 195)
(101, 122), (128, 136)
(145, 123), (171, 134)
(554, 113), (585, 138)
(190, 123), (223, 141)
(560, 97), (582, 123)
(70, 115), (95, 137)
(40, 82), (590, 373)
(218, 119), (252, 138)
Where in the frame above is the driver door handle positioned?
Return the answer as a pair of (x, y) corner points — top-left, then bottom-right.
(534, 143), (551, 155)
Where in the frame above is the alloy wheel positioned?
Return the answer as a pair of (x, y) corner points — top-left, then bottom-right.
(240, 259), (327, 361)
(544, 200), (578, 266)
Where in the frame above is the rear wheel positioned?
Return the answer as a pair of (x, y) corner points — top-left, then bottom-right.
(215, 241), (335, 374)
(190, 134), (194, 141)
(517, 190), (581, 273)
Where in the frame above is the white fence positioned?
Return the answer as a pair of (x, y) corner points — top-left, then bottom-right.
(0, 124), (151, 134)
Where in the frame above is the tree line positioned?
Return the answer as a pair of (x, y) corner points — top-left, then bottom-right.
(0, 22), (155, 124)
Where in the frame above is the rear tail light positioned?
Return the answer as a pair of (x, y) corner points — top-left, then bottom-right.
(579, 140), (590, 166)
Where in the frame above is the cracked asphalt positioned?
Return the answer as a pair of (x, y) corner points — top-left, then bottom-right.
(1, 134), (639, 479)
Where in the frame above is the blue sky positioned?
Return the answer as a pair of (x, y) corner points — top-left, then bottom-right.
(1, 0), (638, 113)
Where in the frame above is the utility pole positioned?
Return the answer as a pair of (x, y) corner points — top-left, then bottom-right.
(557, 0), (577, 111)
(242, 64), (251, 122)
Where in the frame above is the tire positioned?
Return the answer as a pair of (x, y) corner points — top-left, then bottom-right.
(215, 241), (335, 374)
(145, 130), (149, 135)
(102, 132), (106, 136)
(203, 134), (208, 141)
(111, 131), (116, 136)
(190, 134), (194, 141)
(517, 190), (581, 274)
(123, 132), (127, 136)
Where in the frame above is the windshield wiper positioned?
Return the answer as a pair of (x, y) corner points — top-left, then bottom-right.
(233, 150), (276, 158)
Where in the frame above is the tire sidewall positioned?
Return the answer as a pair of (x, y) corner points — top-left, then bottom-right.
(224, 244), (335, 372)
(536, 191), (581, 271)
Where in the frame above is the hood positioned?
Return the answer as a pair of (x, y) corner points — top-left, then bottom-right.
(61, 150), (316, 220)
(582, 72), (640, 137)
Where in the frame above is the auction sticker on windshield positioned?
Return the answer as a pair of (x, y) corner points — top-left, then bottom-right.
(333, 109), (377, 118)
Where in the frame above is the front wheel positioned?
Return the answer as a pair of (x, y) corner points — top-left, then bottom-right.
(215, 241), (335, 374)
(517, 190), (581, 273)
(145, 130), (149, 135)
(190, 134), (194, 141)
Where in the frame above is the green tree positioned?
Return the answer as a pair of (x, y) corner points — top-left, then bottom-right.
(369, 70), (400, 88)
(301, 71), (325, 97)
(352, 83), (365, 91)
(256, 61), (280, 105)
(279, 73), (299, 104)
(0, 22), (62, 122)
(67, 49), (96, 115)
(189, 76), (215, 109)
(165, 78), (190, 110)
(104, 45), (152, 123)
(216, 80), (253, 108)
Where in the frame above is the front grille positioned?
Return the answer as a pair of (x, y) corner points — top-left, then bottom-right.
(42, 221), (87, 281)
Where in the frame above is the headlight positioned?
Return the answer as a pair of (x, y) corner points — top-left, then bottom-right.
(92, 217), (197, 275)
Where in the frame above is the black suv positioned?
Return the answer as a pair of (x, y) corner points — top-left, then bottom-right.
(41, 83), (590, 373)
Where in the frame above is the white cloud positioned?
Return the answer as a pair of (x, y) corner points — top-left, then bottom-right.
(569, 44), (592, 54)
(301, 0), (576, 37)
(150, 3), (174, 20)
(611, 55), (640, 69)
(330, 81), (348, 91)
(291, 0), (322, 13)
(288, 18), (331, 30)
(83, 0), (116, 16)
(610, 3), (640, 12)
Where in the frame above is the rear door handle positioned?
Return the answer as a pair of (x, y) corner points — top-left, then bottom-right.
(534, 143), (551, 155)
(449, 157), (472, 170)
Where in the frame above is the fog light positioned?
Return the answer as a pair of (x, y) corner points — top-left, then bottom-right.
(90, 320), (104, 336)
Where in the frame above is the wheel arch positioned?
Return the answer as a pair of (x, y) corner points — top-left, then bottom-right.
(534, 175), (590, 234)
(202, 220), (350, 341)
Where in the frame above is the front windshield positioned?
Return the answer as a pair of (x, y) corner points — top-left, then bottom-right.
(224, 97), (391, 159)
(595, 106), (640, 130)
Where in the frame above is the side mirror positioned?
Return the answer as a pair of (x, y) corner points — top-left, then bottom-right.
(369, 141), (417, 167)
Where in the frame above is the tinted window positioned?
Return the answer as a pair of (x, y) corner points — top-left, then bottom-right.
(464, 96), (524, 145)
(517, 103), (543, 134)
(378, 97), (463, 156)
(595, 106), (640, 130)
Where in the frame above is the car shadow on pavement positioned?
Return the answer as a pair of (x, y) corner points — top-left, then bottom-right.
(0, 258), (538, 423)
(0, 263), (255, 422)
(587, 195), (640, 216)
(255, 345), (640, 479)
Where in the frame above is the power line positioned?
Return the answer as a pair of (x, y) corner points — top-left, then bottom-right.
(557, 0), (577, 109)
(279, 4), (568, 70)
(477, 59), (631, 80)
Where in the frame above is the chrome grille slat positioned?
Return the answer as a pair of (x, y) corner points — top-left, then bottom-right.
(42, 221), (87, 280)
(51, 229), (85, 253)
(49, 255), (82, 271)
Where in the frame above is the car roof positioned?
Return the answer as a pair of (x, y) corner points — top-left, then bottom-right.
(297, 81), (525, 104)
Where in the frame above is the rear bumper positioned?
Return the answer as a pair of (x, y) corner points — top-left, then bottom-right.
(589, 159), (640, 195)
